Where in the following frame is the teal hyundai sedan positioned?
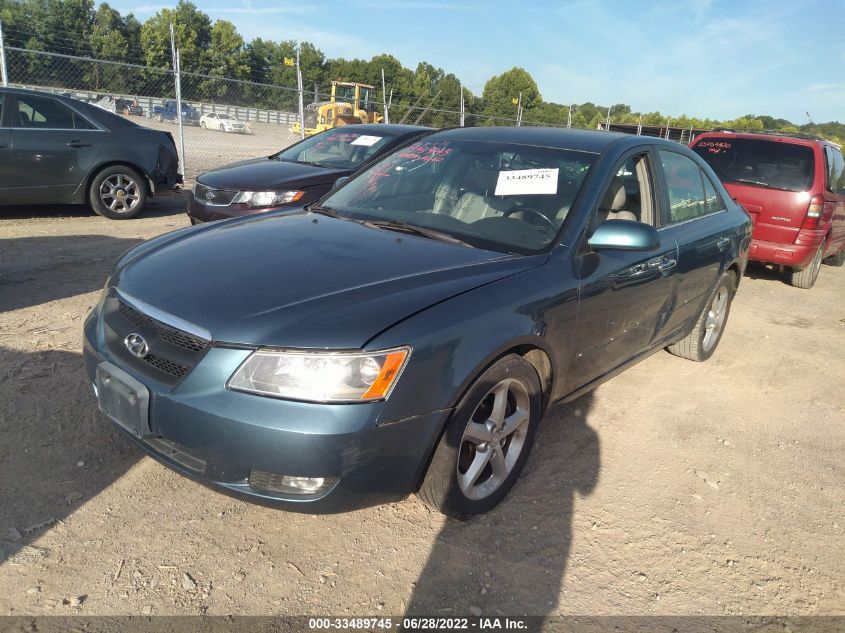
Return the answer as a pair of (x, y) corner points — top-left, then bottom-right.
(83, 127), (751, 516)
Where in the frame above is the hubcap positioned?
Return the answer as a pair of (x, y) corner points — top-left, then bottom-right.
(99, 174), (140, 213)
(702, 285), (729, 351)
(457, 378), (531, 500)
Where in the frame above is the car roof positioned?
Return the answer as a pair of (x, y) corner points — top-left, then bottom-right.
(426, 126), (681, 153)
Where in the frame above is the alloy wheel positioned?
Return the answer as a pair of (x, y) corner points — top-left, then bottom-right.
(99, 174), (141, 214)
(702, 284), (729, 352)
(457, 378), (531, 500)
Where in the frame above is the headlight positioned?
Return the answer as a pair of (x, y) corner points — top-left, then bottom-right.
(227, 347), (411, 402)
(233, 190), (305, 208)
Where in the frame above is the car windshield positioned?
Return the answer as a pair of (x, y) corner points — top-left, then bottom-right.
(275, 128), (398, 169)
(692, 137), (815, 192)
(217, 114), (231, 120)
(321, 138), (596, 254)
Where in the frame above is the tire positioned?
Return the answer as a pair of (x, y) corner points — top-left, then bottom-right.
(823, 245), (845, 267)
(667, 270), (736, 362)
(189, 217), (200, 225)
(89, 166), (147, 220)
(419, 354), (542, 517)
(789, 242), (824, 289)
(200, 120), (206, 128)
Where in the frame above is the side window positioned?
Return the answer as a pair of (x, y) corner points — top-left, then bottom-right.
(702, 173), (726, 214)
(16, 95), (75, 129)
(588, 152), (655, 236)
(659, 150), (716, 223)
(826, 147), (845, 195)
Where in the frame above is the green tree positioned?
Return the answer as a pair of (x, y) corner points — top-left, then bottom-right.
(481, 67), (541, 124)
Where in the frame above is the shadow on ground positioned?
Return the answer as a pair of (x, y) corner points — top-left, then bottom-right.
(406, 393), (599, 616)
(0, 190), (189, 221)
(0, 346), (140, 567)
(0, 235), (144, 312)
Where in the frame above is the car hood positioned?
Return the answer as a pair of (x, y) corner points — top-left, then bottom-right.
(112, 213), (545, 348)
(197, 158), (346, 191)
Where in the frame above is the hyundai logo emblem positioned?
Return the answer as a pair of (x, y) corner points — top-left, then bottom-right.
(205, 190), (216, 201)
(124, 333), (149, 359)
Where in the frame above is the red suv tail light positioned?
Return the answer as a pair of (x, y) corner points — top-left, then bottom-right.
(799, 195), (825, 231)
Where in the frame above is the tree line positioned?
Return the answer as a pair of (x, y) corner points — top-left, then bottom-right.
(0, 0), (842, 141)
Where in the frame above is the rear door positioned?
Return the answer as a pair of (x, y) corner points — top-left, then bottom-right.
(0, 93), (11, 191)
(10, 93), (104, 200)
(656, 148), (736, 336)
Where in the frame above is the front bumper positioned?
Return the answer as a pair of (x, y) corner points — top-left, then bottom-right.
(82, 309), (448, 512)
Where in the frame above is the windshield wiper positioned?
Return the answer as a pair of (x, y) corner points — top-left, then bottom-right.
(733, 178), (796, 192)
(307, 204), (341, 218)
(362, 219), (473, 247)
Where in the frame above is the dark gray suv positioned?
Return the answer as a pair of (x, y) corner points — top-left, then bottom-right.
(0, 87), (181, 219)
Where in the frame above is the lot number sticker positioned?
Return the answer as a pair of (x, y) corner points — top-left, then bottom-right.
(495, 168), (559, 196)
(350, 135), (383, 147)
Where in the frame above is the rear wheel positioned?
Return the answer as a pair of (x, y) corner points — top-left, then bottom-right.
(200, 120), (206, 128)
(789, 242), (824, 288)
(419, 354), (542, 517)
(668, 270), (736, 362)
(89, 166), (147, 220)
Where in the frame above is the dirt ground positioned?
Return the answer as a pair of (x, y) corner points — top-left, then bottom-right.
(0, 195), (843, 622)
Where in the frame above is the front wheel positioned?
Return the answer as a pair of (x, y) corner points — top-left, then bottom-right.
(790, 242), (824, 288)
(419, 354), (542, 517)
(823, 245), (845, 267)
(667, 270), (736, 362)
(89, 166), (147, 220)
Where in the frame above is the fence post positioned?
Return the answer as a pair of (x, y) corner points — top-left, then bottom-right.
(296, 47), (305, 140)
(459, 82), (465, 127)
(170, 23), (186, 176)
(0, 19), (8, 87)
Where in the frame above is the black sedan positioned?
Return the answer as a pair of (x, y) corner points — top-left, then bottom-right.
(0, 87), (181, 219)
(187, 123), (432, 223)
(84, 127), (751, 516)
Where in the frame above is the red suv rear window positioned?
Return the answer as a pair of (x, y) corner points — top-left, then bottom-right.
(692, 137), (814, 193)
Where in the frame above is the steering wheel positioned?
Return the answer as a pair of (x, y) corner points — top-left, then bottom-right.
(503, 207), (557, 233)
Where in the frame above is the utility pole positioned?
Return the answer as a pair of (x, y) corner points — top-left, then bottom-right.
(567, 102), (573, 128)
(637, 115), (643, 135)
(296, 46), (305, 140)
(665, 117), (672, 139)
(459, 82), (465, 127)
(170, 23), (185, 175)
(516, 92), (523, 127)
(0, 19), (8, 87)
(381, 68), (389, 124)
(605, 105), (611, 130)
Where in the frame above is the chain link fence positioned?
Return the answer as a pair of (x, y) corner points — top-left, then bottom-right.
(0, 32), (692, 181)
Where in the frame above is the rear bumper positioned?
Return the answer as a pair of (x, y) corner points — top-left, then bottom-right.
(82, 309), (448, 513)
(748, 235), (822, 269)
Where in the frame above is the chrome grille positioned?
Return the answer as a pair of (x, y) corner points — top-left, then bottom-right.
(119, 302), (207, 352)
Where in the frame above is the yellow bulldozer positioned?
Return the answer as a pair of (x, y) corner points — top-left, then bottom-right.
(290, 101), (362, 137)
(331, 81), (383, 125)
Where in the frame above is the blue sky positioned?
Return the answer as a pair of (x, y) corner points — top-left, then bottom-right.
(109, 0), (845, 123)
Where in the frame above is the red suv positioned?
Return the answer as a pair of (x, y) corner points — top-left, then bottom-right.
(690, 131), (845, 288)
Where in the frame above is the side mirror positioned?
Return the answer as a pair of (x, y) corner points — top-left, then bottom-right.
(334, 176), (350, 189)
(588, 220), (659, 251)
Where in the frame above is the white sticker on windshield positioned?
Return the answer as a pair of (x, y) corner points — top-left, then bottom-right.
(350, 135), (383, 147)
(494, 168), (559, 196)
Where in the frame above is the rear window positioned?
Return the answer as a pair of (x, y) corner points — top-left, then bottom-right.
(691, 137), (815, 193)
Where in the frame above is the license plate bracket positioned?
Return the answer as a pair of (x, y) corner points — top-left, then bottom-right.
(95, 362), (151, 439)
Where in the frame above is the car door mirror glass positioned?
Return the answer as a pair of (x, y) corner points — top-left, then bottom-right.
(588, 220), (660, 252)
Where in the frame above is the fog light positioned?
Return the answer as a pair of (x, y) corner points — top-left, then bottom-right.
(249, 470), (335, 495)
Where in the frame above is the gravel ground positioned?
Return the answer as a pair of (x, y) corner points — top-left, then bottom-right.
(0, 197), (843, 622)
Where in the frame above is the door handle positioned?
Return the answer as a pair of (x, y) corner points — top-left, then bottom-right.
(658, 258), (677, 273)
(66, 140), (91, 148)
(716, 237), (730, 250)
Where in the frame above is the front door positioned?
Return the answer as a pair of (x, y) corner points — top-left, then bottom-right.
(565, 151), (679, 392)
(9, 93), (103, 200)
